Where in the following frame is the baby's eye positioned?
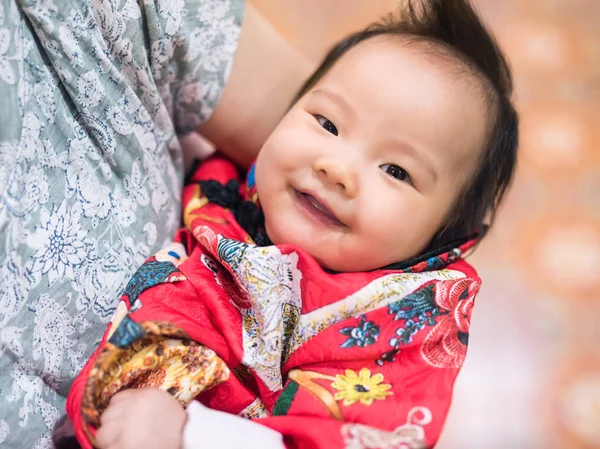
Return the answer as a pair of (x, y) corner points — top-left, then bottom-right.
(380, 164), (411, 183)
(315, 115), (338, 136)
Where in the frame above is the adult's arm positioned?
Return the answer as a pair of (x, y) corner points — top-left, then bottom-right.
(197, 3), (314, 167)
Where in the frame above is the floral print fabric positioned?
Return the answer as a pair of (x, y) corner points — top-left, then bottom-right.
(0, 0), (244, 447)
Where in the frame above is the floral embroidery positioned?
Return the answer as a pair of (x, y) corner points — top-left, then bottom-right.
(331, 368), (392, 406)
(403, 248), (461, 273)
(285, 370), (344, 420)
(287, 270), (464, 357)
(376, 279), (477, 368)
(421, 278), (478, 368)
(340, 316), (380, 348)
(280, 368), (392, 417)
(341, 406), (432, 449)
(376, 285), (438, 365)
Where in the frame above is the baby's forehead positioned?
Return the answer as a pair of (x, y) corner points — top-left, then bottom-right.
(337, 36), (491, 96)
(317, 38), (489, 119)
(307, 38), (490, 175)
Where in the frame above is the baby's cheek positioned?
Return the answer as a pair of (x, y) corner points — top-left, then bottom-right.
(356, 222), (415, 265)
(263, 208), (299, 246)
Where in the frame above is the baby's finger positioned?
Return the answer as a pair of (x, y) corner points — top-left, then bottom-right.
(109, 389), (137, 404)
(95, 423), (120, 449)
(100, 400), (126, 425)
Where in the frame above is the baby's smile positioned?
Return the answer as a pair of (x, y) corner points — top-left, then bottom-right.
(293, 188), (347, 228)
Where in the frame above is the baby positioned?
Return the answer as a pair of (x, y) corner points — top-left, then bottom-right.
(66, 1), (518, 448)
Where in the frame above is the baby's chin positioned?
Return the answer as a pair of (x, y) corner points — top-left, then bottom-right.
(313, 256), (369, 273)
(270, 234), (389, 272)
(265, 219), (425, 272)
(313, 254), (388, 273)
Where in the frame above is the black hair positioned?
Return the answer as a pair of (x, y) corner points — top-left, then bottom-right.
(293, 0), (519, 250)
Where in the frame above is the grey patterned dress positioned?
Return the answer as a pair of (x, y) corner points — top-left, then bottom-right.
(0, 0), (244, 447)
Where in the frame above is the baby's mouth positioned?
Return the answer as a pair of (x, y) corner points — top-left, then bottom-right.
(295, 190), (347, 228)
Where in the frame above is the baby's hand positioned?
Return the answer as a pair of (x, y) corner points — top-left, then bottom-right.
(96, 388), (186, 449)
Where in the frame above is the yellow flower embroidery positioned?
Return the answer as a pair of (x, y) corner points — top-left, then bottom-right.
(331, 368), (393, 406)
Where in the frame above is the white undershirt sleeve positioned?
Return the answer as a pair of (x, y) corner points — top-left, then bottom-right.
(183, 401), (286, 449)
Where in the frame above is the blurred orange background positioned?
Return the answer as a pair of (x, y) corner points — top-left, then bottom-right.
(250, 1), (600, 447)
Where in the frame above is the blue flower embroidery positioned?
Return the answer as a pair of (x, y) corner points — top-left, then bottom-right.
(340, 316), (381, 348)
(376, 284), (446, 366)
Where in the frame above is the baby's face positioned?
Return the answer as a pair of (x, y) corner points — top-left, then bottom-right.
(255, 37), (489, 272)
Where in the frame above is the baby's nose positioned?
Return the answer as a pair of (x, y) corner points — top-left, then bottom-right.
(313, 157), (357, 197)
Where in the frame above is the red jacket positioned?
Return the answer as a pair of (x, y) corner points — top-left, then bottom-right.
(67, 156), (481, 449)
